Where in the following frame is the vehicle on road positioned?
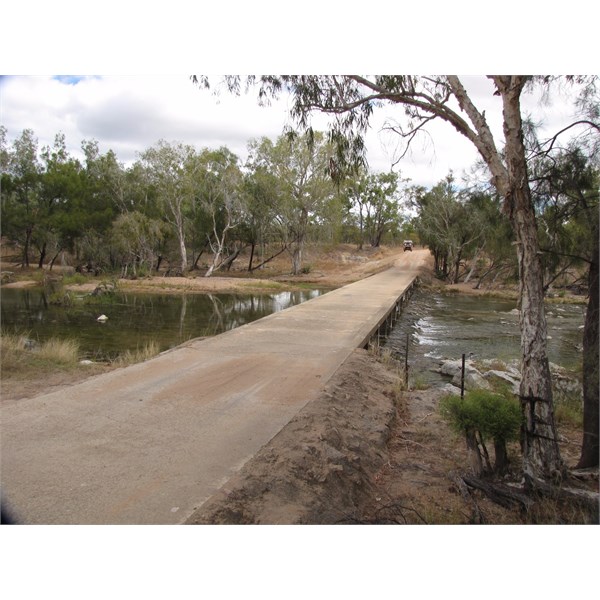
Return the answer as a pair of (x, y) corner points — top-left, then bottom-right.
(403, 240), (414, 252)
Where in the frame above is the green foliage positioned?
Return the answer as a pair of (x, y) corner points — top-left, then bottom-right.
(246, 132), (337, 274)
(48, 290), (74, 306)
(411, 175), (514, 283)
(342, 170), (407, 248)
(439, 389), (522, 444)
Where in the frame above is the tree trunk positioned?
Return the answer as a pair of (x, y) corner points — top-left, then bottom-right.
(464, 246), (483, 284)
(23, 226), (32, 268)
(291, 210), (308, 275)
(248, 241), (256, 272)
(577, 226), (599, 468)
(358, 206), (364, 250)
(178, 229), (187, 274)
(465, 431), (484, 477)
(450, 247), (463, 284)
(291, 241), (303, 275)
(500, 82), (563, 485)
(49, 248), (63, 271)
(37, 242), (47, 269)
(493, 439), (509, 474)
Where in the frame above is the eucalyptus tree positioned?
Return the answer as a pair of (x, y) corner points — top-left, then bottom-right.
(343, 170), (405, 249)
(1, 128), (42, 267)
(247, 132), (336, 275)
(464, 192), (516, 289)
(241, 155), (283, 270)
(412, 174), (487, 283)
(36, 133), (84, 269)
(363, 171), (405, 248)
(139, 140), (198, 273)
(195, 74), (598, 486)
(109, 211), (165, 277)
(194, 147), (247, 277)
(341, 172), (368, 248)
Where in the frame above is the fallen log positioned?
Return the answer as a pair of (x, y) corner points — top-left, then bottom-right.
(462, 475), (534, 512)
(451, 473), (485, 524)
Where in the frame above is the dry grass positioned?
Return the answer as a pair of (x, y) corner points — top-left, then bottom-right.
(1, 333), (80, 376)
(112, 340), (160, 367)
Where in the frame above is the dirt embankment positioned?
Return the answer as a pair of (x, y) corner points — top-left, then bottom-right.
(187, 349), (398, 524)
(188, 347), (595, 525)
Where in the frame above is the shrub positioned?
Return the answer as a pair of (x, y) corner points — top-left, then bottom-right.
(439, 389), (521, 475)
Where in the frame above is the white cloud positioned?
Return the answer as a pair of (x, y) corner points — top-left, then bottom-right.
(1, 75), (587, 187)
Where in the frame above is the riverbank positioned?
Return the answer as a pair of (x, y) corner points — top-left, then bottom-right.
(0, 243), (407, 294)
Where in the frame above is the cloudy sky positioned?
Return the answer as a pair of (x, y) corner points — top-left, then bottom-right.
(0, 74), (588, 188)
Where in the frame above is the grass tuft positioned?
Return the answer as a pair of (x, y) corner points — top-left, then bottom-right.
(113, 341), (160, 367)
(1, 333), (80, 375)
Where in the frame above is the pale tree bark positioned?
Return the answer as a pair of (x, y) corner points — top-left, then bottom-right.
(204, 188), (243, 278)
(176, 215), (188, 274)
(494, 77), (562, 484)
(449, 76), (563, 485)
(290, 208), (308, 275)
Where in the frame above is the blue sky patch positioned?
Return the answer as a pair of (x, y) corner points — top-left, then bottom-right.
(53, 75), (87, 85)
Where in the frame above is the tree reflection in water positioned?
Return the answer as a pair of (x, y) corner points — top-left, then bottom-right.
(0, 288), (324, 361)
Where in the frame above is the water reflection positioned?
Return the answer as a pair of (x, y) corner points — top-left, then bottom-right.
(1, 287), (324, 360)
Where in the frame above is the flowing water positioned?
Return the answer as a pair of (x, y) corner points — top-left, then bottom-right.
(0, 287), (325, 360)
(383, 289), (586, 386)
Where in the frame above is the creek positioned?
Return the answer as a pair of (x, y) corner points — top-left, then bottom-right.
(0, 287), (325, 360)
(383, 289), (586, 387)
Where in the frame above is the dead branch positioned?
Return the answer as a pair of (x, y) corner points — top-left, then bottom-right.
(451, 473), (486, 524)
(462, 475), (535, 511)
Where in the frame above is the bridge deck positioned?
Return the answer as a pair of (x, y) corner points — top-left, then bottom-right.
(1, 250), (428, 524)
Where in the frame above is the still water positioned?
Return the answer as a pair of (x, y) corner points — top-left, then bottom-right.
(0, 287), (324, 360)
(384, 290), (586, 386)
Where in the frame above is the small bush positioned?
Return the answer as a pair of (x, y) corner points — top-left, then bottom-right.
(440, 390), (521, 442)
(439, 389), (521, 474)
(48, 290), (74, 306)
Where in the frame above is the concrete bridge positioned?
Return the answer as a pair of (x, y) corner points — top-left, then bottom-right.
(1, 250), (428, 524)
